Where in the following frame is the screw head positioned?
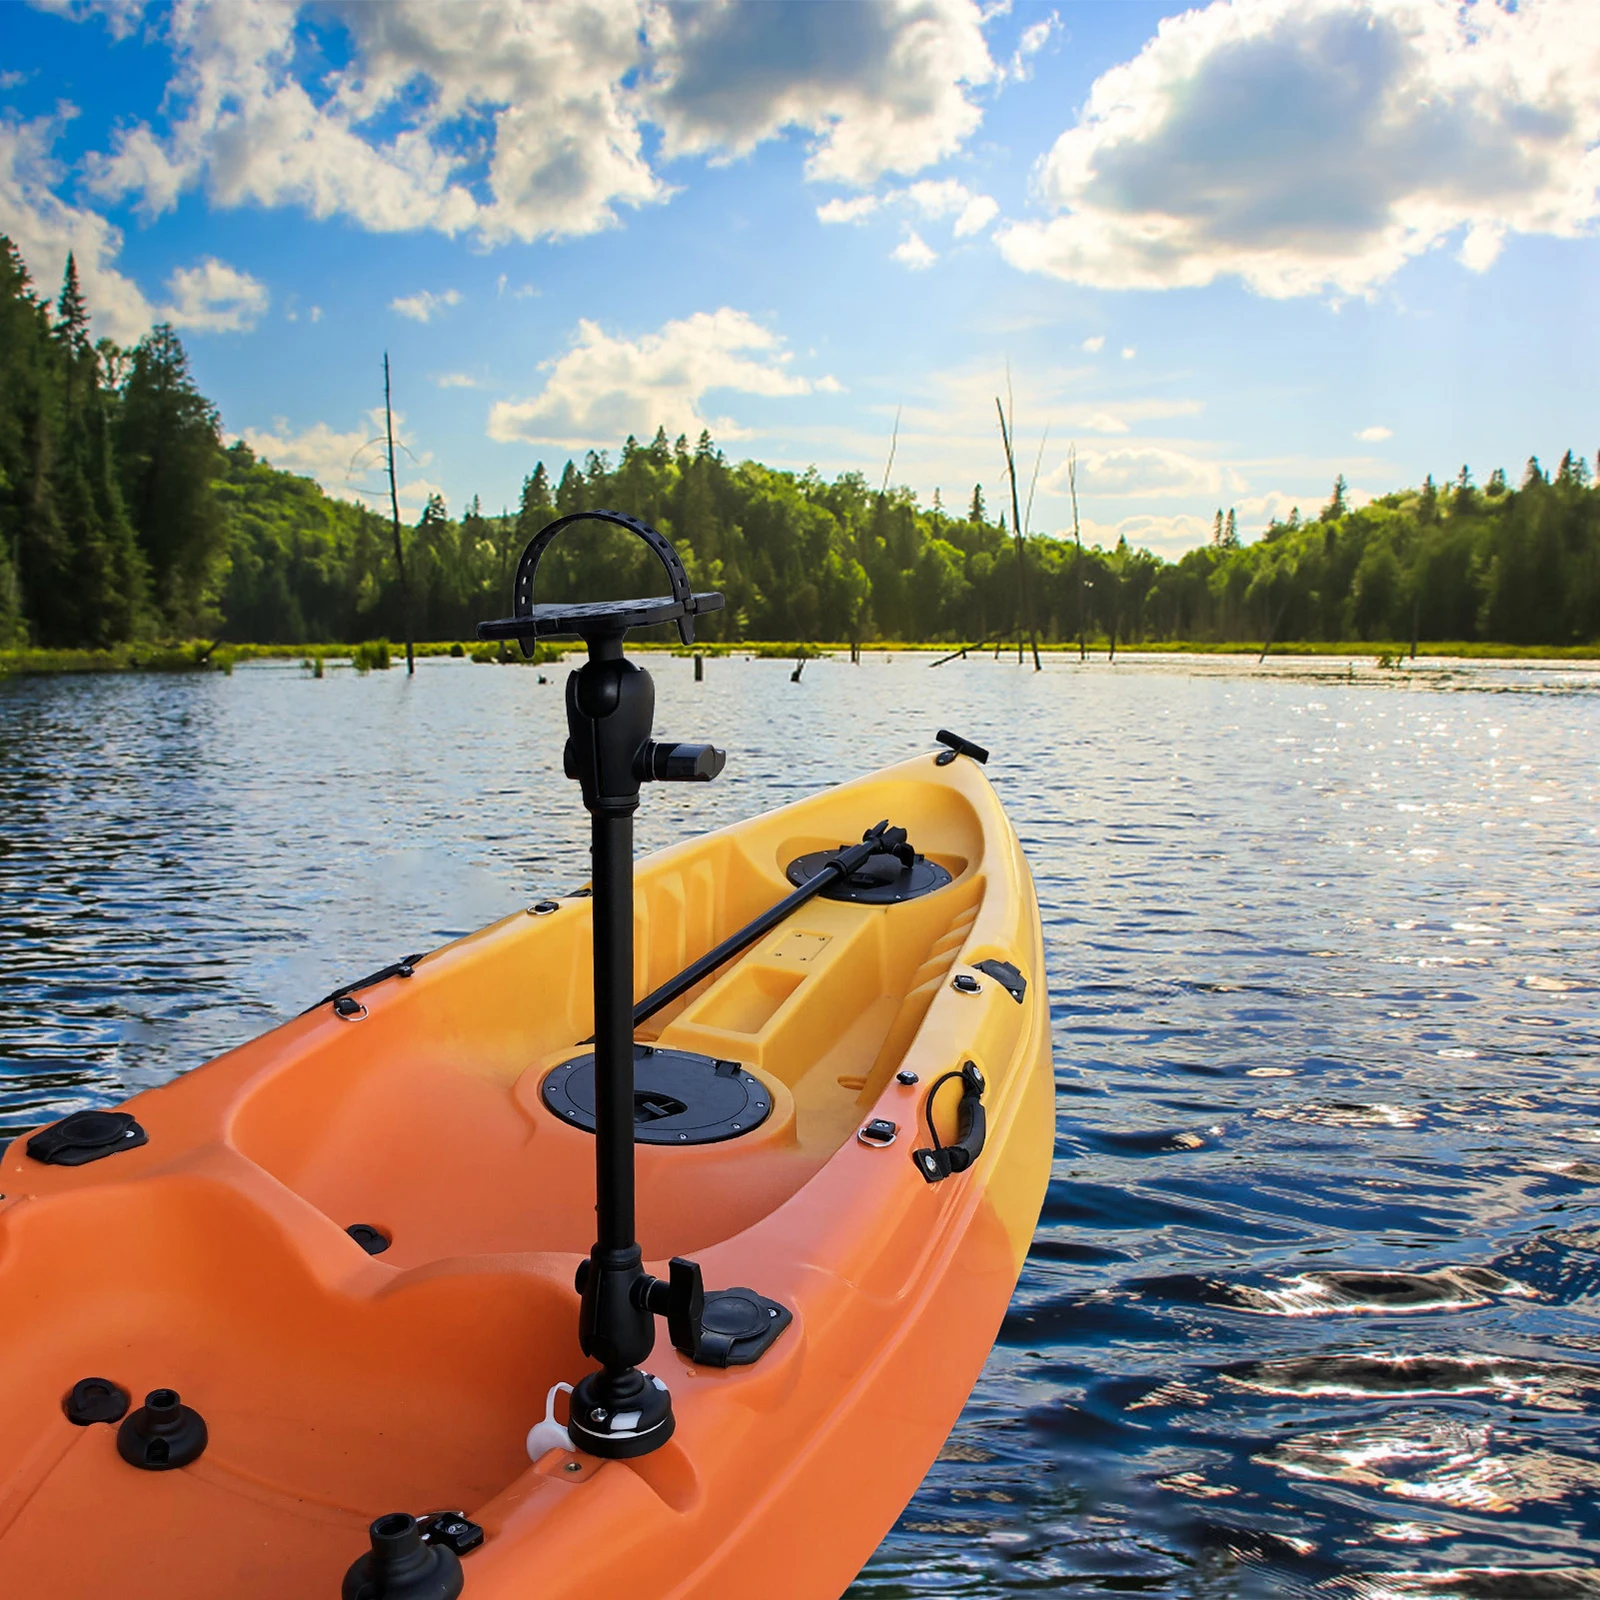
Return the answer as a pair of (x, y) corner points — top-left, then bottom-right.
(590, 1407), (609, 1424)
(564, 1460), (583, 1474)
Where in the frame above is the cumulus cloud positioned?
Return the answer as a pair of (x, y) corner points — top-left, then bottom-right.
(816, 174), (999, 258)
(1356, 425), (1394, 442)
(391, 288), (461, 323)
(68, 0), (997, 247)
(236, 410), (439, 512)
(652, 0), (994, 185)
(1, 112), (267, 340)
(817, 194), (881, 225)
(1047, 445), (1246, 499)
(487, 307), (831, 446)
(161, 256), (268, 331)
(0, 111), (154, 340)
(1081, 334), (1105, 353)
(1002, 14), (1059, 83)
(892, 229), (938, 269)
(433, 372), (481, 389)
(999, 0), (1600, 299)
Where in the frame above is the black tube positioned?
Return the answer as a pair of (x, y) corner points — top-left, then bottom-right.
(591, 809), (635, 1252)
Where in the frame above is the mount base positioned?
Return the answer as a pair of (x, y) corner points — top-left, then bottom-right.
(567, 1366), (675, 1459)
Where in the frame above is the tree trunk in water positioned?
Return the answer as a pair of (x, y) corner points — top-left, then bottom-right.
(383, 352), (414, 676)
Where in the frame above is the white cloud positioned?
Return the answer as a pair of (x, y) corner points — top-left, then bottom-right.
(1, 112), (265, 340)
(1121, 345), (1136, 360)
(0, 111), (154, 340)
(1049, 445), (1245, 499)
(67, 0), (997, 248)
(817, 194), (881, 225)
(161, 256), (268, 332)
(1003, 15), (1060, 83)
(999, 0), (1600, 299)
(652, 0), (995, 186)
(487, 307), (830, 447)
(434, 372), (481, 389)
(391, 288), (462, 323)
(1081, 334), (1105, 353)
(309, 304), (321, 322)
(236, 416), (384, 498)
(892, 229), (938, 269)
(1356, 424), (1394, 442)
(236, 409), (441, 513)
(953, 192), (999, 237)
(1080, 410), (1130, 434)
(818, 176), (998, 249)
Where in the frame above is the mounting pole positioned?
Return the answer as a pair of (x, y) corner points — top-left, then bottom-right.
(478, 509), (727, 1459)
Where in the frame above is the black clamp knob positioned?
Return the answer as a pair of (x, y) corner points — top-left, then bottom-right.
(638, 741), (726, 783)
(613, 1256), (792, 1368)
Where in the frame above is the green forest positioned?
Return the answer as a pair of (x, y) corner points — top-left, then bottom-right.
(3, 236), (1597, 656)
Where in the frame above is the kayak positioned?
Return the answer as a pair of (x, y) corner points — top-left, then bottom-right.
(0, 515), (1053, 1599)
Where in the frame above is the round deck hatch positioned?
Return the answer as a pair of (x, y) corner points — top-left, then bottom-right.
(542, 1046), (771, 1145)
(786, 848), (952, 904)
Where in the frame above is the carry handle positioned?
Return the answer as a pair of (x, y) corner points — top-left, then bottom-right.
(512, 510), (697, 651)
(912, 1060), (988, 1183)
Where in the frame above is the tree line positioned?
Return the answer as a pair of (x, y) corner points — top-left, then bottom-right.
(3, 235), (1596, 653)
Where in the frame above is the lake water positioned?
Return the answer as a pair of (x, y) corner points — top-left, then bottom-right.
(3, 650), (1599, 1597)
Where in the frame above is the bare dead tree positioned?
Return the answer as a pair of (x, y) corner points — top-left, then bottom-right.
(383, 352), (415, 676)
(995, 396), (1042, 671)
(1068, 443), (1086, 661)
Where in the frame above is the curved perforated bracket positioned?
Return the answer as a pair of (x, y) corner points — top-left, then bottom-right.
(481, 509), (722, 654)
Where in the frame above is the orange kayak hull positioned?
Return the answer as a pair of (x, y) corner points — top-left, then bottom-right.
(0, 748), (1053, 1597)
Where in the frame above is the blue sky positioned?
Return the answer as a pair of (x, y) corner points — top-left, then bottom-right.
(2, 0), (1597, 554)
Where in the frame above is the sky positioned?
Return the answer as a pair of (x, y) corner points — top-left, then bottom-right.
(2, 0), (1598, 556)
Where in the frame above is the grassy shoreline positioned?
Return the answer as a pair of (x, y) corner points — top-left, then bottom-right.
(4, 636), (1597, 679)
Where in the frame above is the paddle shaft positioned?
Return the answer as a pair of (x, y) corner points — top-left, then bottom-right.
(631, 826), (891, 1030)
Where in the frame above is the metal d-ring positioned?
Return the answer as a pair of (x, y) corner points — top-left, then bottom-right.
(857, 1119), (898, 1148)
(333, 998), (368, 1022)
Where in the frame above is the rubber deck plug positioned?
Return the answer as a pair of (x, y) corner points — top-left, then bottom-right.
(343, 1512), (464, 1600)
(64, 1377), (129, 1426)
(26, 1109), (147, 1166)
(346, 1223), (391, 1255)
(117, 1388), (208, 1471)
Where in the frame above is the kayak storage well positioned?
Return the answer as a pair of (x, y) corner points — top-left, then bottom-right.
(0, 511), (1054, 1599)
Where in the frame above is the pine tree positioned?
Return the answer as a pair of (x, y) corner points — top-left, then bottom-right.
(1324, 474), (1348, 520)
(1224, 508), (1238, 547)
(968, 483), (985, 523)
(116, 323), (224, 633)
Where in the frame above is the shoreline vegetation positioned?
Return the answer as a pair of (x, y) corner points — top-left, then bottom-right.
(4, 638), (1597, 680)
(4, 237), (1598, 667)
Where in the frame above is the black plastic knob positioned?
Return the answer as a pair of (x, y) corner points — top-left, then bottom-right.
(640, 741), (725, 783)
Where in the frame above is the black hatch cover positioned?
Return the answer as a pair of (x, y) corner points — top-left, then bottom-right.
(542, 1046), (772, 1145)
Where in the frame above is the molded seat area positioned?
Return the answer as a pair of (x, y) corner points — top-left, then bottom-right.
(226, 778), (987, 1266)
(0, 1171), (574, 1596)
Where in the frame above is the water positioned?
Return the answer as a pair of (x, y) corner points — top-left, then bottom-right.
(3, 651), (1599, 1597)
